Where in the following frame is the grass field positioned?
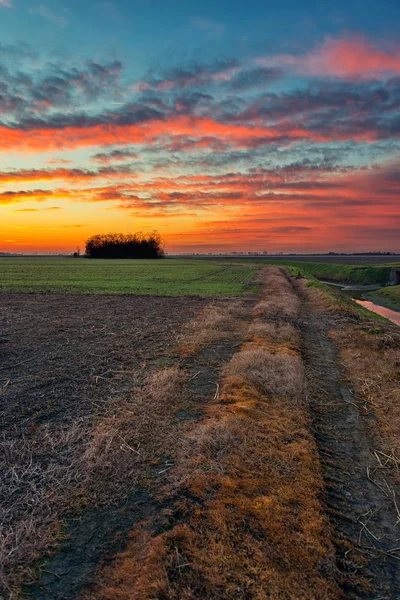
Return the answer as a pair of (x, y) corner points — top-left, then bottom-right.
(0, 258), (259, 296)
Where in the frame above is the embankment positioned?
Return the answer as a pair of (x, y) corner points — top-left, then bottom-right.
(366, 285), (400, 312)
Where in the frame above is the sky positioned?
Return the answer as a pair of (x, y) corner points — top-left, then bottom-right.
(0, 0), (399, 254)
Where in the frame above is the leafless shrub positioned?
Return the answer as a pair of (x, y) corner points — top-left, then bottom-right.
(224, 348), (304, 399)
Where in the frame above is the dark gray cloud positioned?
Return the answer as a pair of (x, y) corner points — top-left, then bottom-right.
(0, 48), (399, 159)
(92, 148), (140, 163)
(135, 58), (240, 92)
(228, 67), (282, 91)
(0, 48), (123, 120)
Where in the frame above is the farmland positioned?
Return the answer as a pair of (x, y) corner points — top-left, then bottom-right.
(0, 258), (258, 296)
(1, 260), (400, 599)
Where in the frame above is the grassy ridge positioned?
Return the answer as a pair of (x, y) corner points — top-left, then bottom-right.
(0, 258), (259, 296)
(207, 258), (398, 285)
(304, 280), (389, 321)
(367, 285), (400, 312)
(259, 260), (395, 284)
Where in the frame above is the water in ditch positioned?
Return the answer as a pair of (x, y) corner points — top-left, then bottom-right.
(319, 280), (400, 326)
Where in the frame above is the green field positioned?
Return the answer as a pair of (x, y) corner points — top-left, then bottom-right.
(0, 258), (259, 296)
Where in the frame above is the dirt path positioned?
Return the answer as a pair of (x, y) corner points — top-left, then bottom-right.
(296, 281), (400, 599)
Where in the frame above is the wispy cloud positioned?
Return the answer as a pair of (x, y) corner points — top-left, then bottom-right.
(30, 4), (69, 27)
(191, 17), (225, 38)
(133, 59), (240, 92)
(13, 206), (61, 212)
(0, 50), (122, 118)
(0, 0), (12, 7)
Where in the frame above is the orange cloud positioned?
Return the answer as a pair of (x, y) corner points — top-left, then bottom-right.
(0, 114), (381, 154)
(2, 160), (399, 254)
(0, 168), (136, 184)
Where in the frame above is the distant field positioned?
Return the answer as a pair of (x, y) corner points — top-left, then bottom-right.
(233, 254), (400, 265)
(0, 257), (259, 296)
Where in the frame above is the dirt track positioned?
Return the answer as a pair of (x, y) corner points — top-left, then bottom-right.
(296, 282), (400, 598)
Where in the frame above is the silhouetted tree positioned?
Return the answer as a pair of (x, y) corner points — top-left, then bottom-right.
(85, 231), (164, 259)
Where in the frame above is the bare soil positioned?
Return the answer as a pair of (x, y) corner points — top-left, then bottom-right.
(0, 294), (206, 428)
(0, 294), (207, 596)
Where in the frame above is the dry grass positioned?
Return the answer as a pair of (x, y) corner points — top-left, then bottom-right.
(78, 366), (187, 503)
(178, 300), (250, 354)
(253, 267), (300, 320)
(0, 419), (90, 595)
(304, 285), (340, 312)
(331, 325), (400, 484)
(0, 367), (187, 597)
(86, 397), (338, 599)
(248, 320), (300, 346)
(224, 347), (304, 400)
(85, 267), (339, 599)
(298, 279), (364, 315)
(304, 281), (400, 478)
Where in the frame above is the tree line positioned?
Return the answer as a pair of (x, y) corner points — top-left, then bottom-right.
(85, 232), (164, 259)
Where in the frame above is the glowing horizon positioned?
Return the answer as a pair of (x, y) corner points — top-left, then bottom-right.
(0, 1), (399, 254)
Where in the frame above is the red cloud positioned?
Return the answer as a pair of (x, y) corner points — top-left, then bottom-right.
(0, 114), (380, 154)
(0, 168), (136, 184)
(258, 36), (400, 79)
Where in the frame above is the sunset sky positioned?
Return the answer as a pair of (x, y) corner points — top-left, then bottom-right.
(0, 0), (399, 253)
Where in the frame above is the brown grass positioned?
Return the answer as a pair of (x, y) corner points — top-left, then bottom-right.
(253, 267), (300, 320)
(331, 325), (400, 484)
(304, 282), (400, 478)
(224, 347), (304, 400)
(85, 267), (339, 600)
(305, 280), (400, 529)
(0, 419), (89, 594)
(248, 320), (300, 346)
(86, 398), (338, 599)
(178, 300), (250, 354)
(79, 366), (187, 502)
(0, 367), (187, 597)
